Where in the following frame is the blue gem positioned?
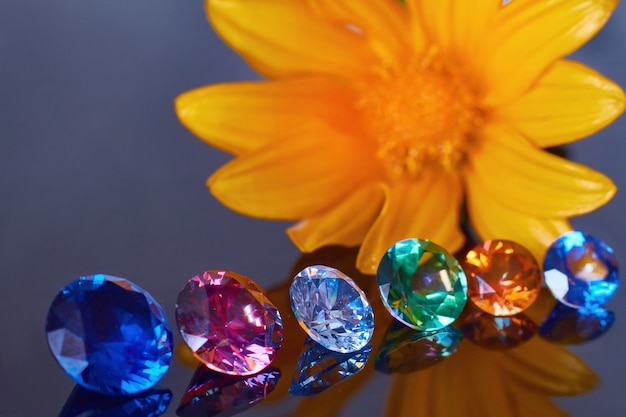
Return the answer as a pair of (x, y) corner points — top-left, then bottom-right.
(58, 385), (172, 417)
(461, 310), (537, 350)
(544, 231), (618, 308)
(177, 365), (281, 417)
(290, 265), (374, 353)
(539, 303), (615, 344)
(290, 338), (371, 396)
(375, 321), (461, 374)
(46, 274), (174, 395)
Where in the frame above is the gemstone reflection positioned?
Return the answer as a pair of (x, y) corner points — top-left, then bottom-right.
(290, 338), (371, 396)
(177, 365), (281, 417)
(461, 310), (537, 350)
(539, 303), (615, 344)
(375, 321), (461, 374)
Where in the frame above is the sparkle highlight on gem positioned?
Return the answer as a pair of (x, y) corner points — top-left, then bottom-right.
(175, 270), (283, 376)
(290, 265), (374, 353)
(377, 238), (468, 331)
(45, 274), (173, 396)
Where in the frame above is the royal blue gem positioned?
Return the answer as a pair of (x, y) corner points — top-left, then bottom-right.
(539, 303), (615, 344)
(46, 274), (174, 395)
(289, 338), (371, 396)
(58, 385), (172, 417)
(543, 231), (619, 308)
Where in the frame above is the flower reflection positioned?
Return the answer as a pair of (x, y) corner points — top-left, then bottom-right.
(265, 246), (599, 417)
(58, 385), (171, 417)
(539, 303), (615, 345)
(290, 338), (371, 396)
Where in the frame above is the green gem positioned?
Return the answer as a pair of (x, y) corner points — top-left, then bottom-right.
(377, 238), (468, 331)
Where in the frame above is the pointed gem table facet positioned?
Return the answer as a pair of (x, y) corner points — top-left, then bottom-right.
(58, 385), (172, 417)
(544, 231), (619, 309)
(377, 238), (468, 331)
(176, 270), (283, 375)
(177, 365), (281, 417)
(46, 274), (174, 395)
(539, 303), (615, 344)
(289, 338), (372, 396)
(375, 321), (461, 374)
(290, 265), (374, 353)
(463, 240), (541, 316)
(461, 309), (537, 350)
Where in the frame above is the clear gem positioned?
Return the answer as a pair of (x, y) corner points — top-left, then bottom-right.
(375, 321), (461, 374)
(539, 303), (615, 344)
(461, 310), (537, 349)
(45, 274), (173, 395)
(58, 385), (172, 417)
(464, 240), (541, 316)
(289, 338), (371, 396)
(175, 270), (283, 375)
(289, 265), (374, 353)
(177, 365), (280, 417)
(377, 238), (468, 331)
(543, 231), (619, 308)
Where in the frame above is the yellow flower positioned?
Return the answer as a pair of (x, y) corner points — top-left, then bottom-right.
(176, 0), (625, 274)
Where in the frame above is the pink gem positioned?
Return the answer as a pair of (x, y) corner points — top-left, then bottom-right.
(175, 270), (283, 375)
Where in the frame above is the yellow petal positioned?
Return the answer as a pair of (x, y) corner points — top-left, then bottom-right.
(287, 182), (385, 251)
(208, 122), (379, 220)
(479, 0), (619, 105)
(465, 180), (573, 262)
(499, 337), (598, 396)
(495, 59), (626, 148)
(206, 0), (378, 78)
(356, 171), (464, 274)
(175, 76), (358, 155)
(310, 0), (411, 66)
(408, 0), (501, 59)
(466, 122), (616, 218)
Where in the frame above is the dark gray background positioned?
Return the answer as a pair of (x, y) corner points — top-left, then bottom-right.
(0, 1), (625, 416)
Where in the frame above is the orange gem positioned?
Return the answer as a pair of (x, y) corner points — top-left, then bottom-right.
(463, 240), (541, 316)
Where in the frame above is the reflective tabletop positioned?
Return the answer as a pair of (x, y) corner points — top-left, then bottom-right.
(1, 1), (625, 416)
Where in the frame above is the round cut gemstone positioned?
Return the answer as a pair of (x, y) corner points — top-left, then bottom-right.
(463, 240), (541, 316)
(290, 265), (374, 353)
(461, 310), (537, 350)
(377, 238), (468, 331)
(45, 274), (173, 395)
(175, 270), (283, 375)
(543, 231), (618, 308)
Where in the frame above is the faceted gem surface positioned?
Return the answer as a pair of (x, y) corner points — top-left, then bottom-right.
(175, 270), (283, 375)
(375, 321), (461, 374)
(177, 365), (280, 417)
(464, 240), (541, 316)
(58, 385), (172, 417)
(377, 238), (468, 331)
(45, 274), (173, 395)
(543, 231), (619, 308)
(290, 265), (374, 353)
(289, 337), (371, 396)
(539, 303), (615, 344)
(461, 310), (537, 350)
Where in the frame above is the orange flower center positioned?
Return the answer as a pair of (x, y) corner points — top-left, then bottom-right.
(358, 52), (482, 179)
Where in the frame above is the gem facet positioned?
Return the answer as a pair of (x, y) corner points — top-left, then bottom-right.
(59, 385), (172, 417)
(177, 365), (281, 417)
(539, 303), (615, 344)
(463, 240), (541, 316)
(375, 322), (461, 374)
(289, 338), (371, 396)
(461, 310), (537, 350)
(289, 265), (374, 353)
(45, 274), (174, 396)
(543, 231), (618, 308)
(175, 270), (283, 375)
(377, 238), (468, 330)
